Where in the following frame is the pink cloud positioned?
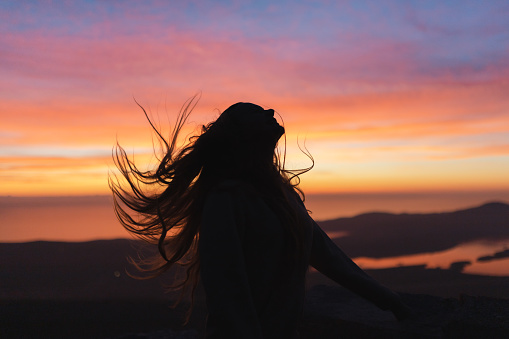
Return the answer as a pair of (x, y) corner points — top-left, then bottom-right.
(2, 2), (508, 195)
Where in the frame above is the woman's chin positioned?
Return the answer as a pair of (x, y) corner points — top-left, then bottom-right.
(271, 125), (285, 143)
(276, 125), (285, 137)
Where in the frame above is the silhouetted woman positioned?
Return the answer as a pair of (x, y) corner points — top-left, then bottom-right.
(110, 97), (410, 339)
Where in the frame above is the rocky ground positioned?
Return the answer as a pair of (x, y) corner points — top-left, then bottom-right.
(2, 285), (509, 338)
(95, 285), (509, 339)
(301, 284), (509, 338)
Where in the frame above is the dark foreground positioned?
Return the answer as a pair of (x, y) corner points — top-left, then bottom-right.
(3, 284), (509, 338)
(2, 202), (509, 338)
(2, 247), (509, 338)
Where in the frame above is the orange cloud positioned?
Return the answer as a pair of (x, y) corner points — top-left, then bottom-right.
(2, 6), (509, 196)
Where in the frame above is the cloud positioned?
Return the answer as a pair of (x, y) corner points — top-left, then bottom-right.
(1, 1), (509, 195)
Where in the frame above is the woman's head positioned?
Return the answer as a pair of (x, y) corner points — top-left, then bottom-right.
(201, 102), (284, 153)
(192, 102), (286, 181)
(220, 102), (285, 147)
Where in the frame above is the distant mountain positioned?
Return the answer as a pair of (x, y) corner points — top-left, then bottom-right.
(1, 202), (508, 302)
(318, 201), (509, 258)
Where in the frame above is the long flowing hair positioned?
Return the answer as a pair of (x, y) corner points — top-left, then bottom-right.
(109, 96), (313, 316)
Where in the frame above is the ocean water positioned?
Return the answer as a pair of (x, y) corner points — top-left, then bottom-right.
(1, 192), (508, 276)
(354, 240), (509, 277)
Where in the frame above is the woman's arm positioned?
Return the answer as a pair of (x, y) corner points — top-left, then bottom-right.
(309, 220), (411, 319)
(199, 189), (263, 339)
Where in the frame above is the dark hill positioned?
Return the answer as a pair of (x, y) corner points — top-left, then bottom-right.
(2, 203), (509, 338)
(0, 239), (173, 300)
(318, 202), (509, 258)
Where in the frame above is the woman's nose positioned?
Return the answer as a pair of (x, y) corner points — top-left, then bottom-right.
(266, 109), (275, 117)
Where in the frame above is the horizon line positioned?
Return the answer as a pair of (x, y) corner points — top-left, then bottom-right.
(2, 189), (509, 198)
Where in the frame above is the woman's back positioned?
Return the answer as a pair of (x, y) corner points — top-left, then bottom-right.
(200, 180), (312, 338)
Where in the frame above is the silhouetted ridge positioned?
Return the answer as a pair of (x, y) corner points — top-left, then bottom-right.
(320, 202), (509, 223)
(471, 201), (509, 212)
(318, 202), (509, 258)
(477, 249), (509, 262)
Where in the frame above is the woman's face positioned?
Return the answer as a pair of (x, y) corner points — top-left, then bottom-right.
(227, 103), (285, 146)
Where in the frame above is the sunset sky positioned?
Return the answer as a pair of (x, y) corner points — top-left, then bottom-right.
(1, 0), (509, 196)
